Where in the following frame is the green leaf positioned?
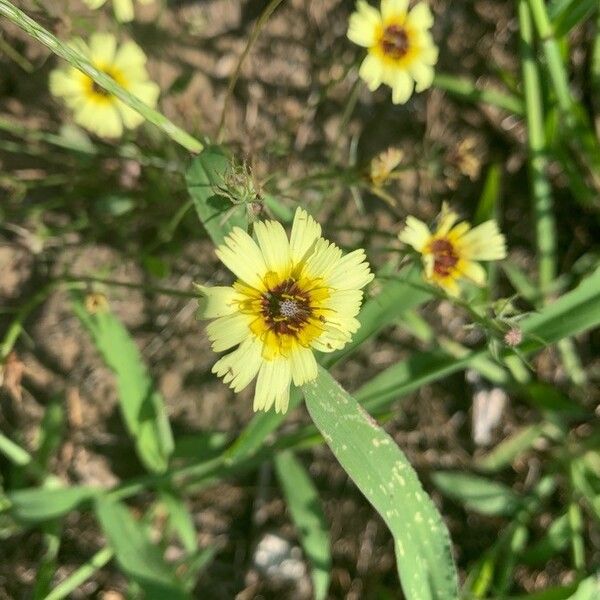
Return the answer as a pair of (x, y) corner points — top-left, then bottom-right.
(474, 163), (502, 224)
(476, 423), (553, 472)
(522, 513), (570, 565)
(73, 297), (173, 473)
(432, 472), (520, 516)
(185, 145), (247, 246)
(9, 486), (98, 522)
(274, 451), (331, 600)
(303, 367), (458, 600)
(565, 576), (600, 600)
(34, 400), (64, 474)
(160, 488), (198, 554)
(550, 0), (597, 37)
(95, 497), (190, 600)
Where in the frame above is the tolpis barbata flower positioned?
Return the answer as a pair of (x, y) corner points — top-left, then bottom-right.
(399, 204), (507, 296)
(347, 0), (438, 104)
(84, 0), (153, 23)
(49, 33), (159, 139)
(197, 208), (374, 414)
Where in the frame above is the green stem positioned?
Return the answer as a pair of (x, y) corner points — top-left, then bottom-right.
(518, 0), (557, 294)
(433, 72), (524, 114)
(0, 0), (203, 154)
(60, 275), (198, 299)
(44, 547), (114, 600)
(527, 0), (574, 115)
(216, 0), (286, 142)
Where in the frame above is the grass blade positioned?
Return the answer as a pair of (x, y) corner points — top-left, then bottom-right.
(432, 472), (520, 516)
(8, 486), (98, 522)
(95, 497), (189, 599)
(303, 367), (458, 600)
(73, 296), (174, 473)
(274, 451), (331, 600)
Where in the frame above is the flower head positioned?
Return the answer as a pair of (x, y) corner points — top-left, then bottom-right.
(369, 147), (404, 187)
(347, 0), (438, 104)
(399, 204), (506, 296)
(84, 0), (153, 23)
(49, 33), (159, 139)
(197, 208), (374, 413)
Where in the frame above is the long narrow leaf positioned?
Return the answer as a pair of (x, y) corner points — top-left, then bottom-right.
(303, 367), (458, 600)
(73, 297), (173, 473)
(95, 497), (189, 600)
(274, 451), (331, 600)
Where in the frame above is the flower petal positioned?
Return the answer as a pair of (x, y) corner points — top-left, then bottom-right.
(196, 285), (239, 319)
(399, 216), (431, 251)
(113, 0), (135, 22)
(408, 2), (433, 29)
(326, 249), (374, 290)
(254, 359), (292, 413)
(290, 346), (318, 386)
(390, 70), (414, 104)
(89, 33), (117, 65)
(206, 312), (251, 352)
(348, 0), (382, 47)
(359, 53), (384, 91)
(213, 336), (262, 393)
(381, 0), (409, 20)
(459, 260), (487, 286)
(253, 219), (291, 275)
(409, 61), (435, 92)
(216, 227), (268, 288)
(289, 208), (322, 264)
(458, 220), (507, 261)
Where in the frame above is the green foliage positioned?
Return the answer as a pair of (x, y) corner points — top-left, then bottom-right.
(432, 472), (520, 517)
(275, 451), (331, 600)
(303, 368), (458, 600)
(95, 497), (190, 599)
(73, 296), (174, 474)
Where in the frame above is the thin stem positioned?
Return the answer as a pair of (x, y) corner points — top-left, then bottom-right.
(0, 1), (203, 154)
(518, 0), (556, 293)
(433, 72), (524, 114)
(60, 275), (198, 299)
(527, 0), (574, 115)
(44, 547), (114, 600)
(216, 0), (285, 142)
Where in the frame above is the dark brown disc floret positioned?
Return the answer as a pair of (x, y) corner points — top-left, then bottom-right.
(380, 24), (410, 60)
(430, 238), (459, 277)
(261, 279), (312, 335)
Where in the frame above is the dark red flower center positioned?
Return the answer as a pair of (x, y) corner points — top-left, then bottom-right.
(261, 279), (312, 335)
(380, 24), (410, 59)
(430, 239), (459, 277)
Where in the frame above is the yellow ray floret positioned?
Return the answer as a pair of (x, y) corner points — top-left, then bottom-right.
(84, 0), (154, 22)
(347, 0), (438, 104)
(49, 33), (159, 138)
(399, 204), (507, 296)
(197, 208), (374, 414)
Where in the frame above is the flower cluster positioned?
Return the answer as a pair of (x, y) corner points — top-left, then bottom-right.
(197, 208), (374, 414)
(49, 33), (159, 139)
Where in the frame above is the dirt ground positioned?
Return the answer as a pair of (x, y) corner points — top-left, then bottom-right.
(0, 0), (594, 597)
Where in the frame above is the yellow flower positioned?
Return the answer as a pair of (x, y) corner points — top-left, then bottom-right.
(347, 0), (438, 104)
(197, 208), (374, 414)
(369, 147), (404, 187)
(49, 33), (159, 139)
(84, 0), (153, 23)
(399, 205), (507, 296)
